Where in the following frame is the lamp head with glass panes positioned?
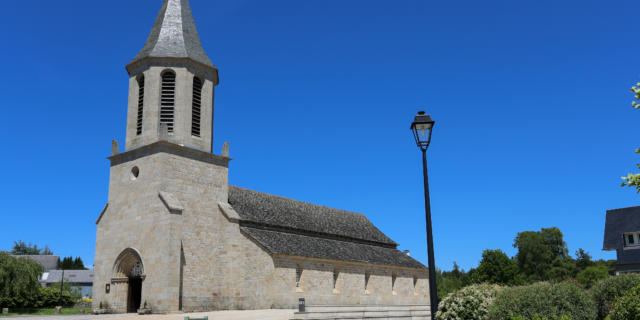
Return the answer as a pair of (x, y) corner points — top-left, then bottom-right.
(410, 111), (435, 150)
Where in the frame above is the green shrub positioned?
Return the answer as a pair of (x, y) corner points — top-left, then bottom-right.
(576, 266), (609, 288)
(609, 284), (640, 320)
(489, 281), (596, 320)
(591, 273), (640, 320)
(435, 283), (500, 320)
(511, 316), (570, 320)
(35, 287), (73, 308)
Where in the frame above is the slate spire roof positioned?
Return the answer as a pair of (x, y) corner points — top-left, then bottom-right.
(127, 0), (215, 71)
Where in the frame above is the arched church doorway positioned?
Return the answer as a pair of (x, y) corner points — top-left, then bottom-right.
(112, 249), (145, 313)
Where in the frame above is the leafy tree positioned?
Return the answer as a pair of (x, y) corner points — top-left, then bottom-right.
(473, 249), (520, 285)
(548, 256), (577, 282)
(592, 258), (617, 275)
(73, 257), (86, 270)
(436, 262), (474, 299)
(41, 246), (53, 255)
(58, 256), (86, 270)
(621, 83), (640, 192)
(513, 227), (569, 281)
(10, 241), (52, 255)
(575, 248), (593, 271)
(0, 252), (44, 308)
(576, 265), (608, 288)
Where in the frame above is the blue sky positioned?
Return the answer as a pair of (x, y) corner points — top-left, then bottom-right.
(1, 0), (640, 271)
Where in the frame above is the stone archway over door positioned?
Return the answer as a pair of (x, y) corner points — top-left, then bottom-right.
(112, 248), (145, 313)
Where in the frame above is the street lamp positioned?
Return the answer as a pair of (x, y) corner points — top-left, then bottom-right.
(410, 111), (438, 315)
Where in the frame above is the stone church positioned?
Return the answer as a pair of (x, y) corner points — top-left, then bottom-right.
(92, 0), (429, 314)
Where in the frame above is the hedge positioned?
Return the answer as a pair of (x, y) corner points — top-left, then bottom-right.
(590, 273), (640, 320)
(489, 281), (596, 320)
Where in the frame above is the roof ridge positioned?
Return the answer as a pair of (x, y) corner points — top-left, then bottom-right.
(239, 221), (397, 249)
(229, 185), (367, 218)
(607, 205), (640, 213)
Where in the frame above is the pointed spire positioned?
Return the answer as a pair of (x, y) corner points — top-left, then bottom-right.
(127, 0), (215, 72)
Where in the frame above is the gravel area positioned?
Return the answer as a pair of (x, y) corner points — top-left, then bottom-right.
(0, 309), (295, 320)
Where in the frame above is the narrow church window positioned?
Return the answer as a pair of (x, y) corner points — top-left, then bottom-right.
(392, 272), (397, 292)
(191, 76), (203, 137)
(333, 269), (339, 289)
(413, 275), (418, 289)
(364, 271), (371, 292)
(136, 75), (145, 135)
(296, 264), (302, 288)
(160, 70), (176, 133)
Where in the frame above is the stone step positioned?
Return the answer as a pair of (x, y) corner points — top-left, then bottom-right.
(293, 315), (430, 320)
(304, 305), (430, 313)
(291, 305), (431, 320)
(293, 312), (430, 318)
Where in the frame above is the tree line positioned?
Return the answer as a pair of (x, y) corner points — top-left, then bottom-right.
(436, 227), (615, 299)
(9, 241), (86, 270)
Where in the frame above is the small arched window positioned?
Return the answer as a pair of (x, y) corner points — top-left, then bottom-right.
(160, 70), (176, 133)
(136, 75), (145, 135)
(191, 76), (203, 137)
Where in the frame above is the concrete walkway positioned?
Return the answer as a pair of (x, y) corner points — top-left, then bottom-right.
(0, 309), (296, 320)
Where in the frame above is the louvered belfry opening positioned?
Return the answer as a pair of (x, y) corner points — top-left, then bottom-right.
(191, 76), (203, 137)
(136, 75), (145, 135)
(160, 70), (176, 133)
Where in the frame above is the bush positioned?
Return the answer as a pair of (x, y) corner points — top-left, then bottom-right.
(435, 284), (500, 320)
(36, 287), (73, 308)
(576, 265), (608, 288)
(489, 281), (596, 320)
(591, 273), (640, 320)
(609, 284), (640, 320)
(511, 316), (570, 320)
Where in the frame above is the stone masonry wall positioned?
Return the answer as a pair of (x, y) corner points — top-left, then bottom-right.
(94, 145), (428, 313)
(93, 151), (185, 313)
(125, 65), (214, 153)
(268, 256), (429, 308)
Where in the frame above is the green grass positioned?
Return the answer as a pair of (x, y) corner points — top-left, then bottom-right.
(0, 308), (92, 316)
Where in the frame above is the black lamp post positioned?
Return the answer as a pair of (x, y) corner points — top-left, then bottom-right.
(58, 268), (65, 307)
(410, 111), (438, 315)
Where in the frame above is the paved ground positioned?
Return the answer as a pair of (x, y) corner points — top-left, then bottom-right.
(0, 309), (296, 320)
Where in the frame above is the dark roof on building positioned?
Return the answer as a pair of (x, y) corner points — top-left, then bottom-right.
(12, 255), (59, 271)
(241, 227), (425, 269)
(41, 270), (94, 285)
(229, 186), (396, 246)
(229, 186), (425, 269)
(604, 206), (640, 250)
(127, 0), (215, 71)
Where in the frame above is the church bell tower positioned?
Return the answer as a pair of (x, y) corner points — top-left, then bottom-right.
(93, 0), (229, 313)
(124, 0), (219, 152)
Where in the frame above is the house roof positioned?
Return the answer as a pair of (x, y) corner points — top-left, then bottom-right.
(41, 270), (94, 284)
(127, 0), (215, 72)
(229, 186), (426, 269)
(12, 255), (59, 271)
(604, 206), (640, 250)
